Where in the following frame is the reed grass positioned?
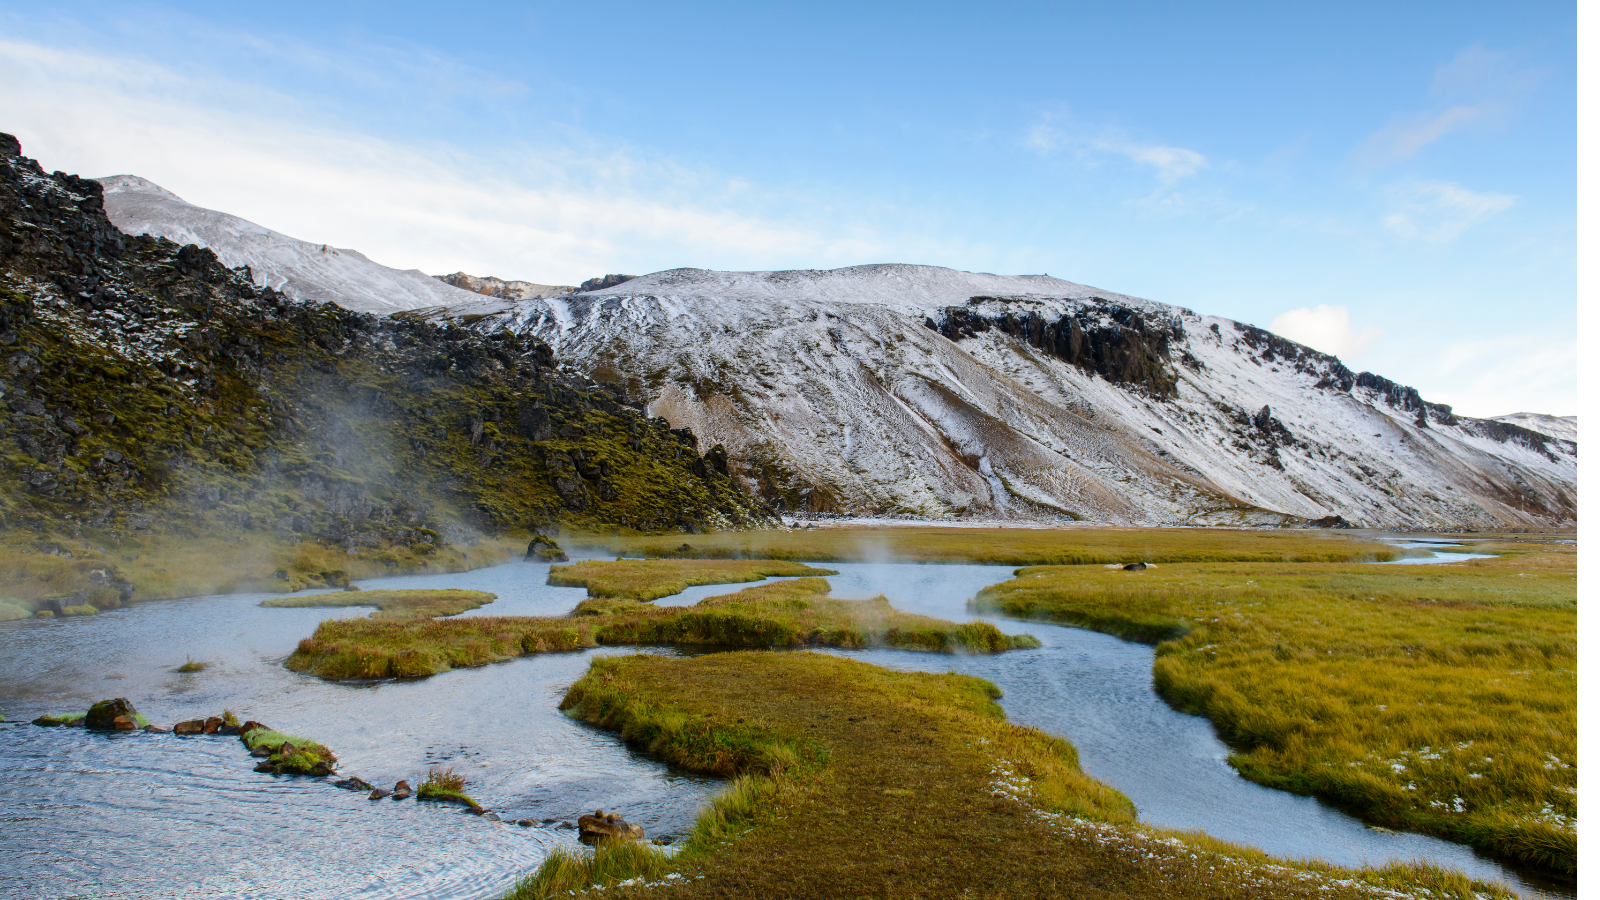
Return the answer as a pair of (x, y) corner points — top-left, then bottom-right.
(261, 588), (497, 618)
(548, 558), (836, 600)
(970, 540), (1576, 874)
(516, 651), (1514, 900)
(506, 841), (674, 900)
(575, 526), (1407, 566)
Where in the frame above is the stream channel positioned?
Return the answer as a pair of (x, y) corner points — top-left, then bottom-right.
(0, 551), (1568, 899)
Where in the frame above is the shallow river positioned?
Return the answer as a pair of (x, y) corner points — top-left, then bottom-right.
(0, 557), (1568, 899)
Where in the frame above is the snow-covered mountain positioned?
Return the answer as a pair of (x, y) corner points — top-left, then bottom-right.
(441, 266), (1575, 529)
(90, 177), (1575, 529)
(1491, 413), (1577, 444)
(96, 175), (477, 314)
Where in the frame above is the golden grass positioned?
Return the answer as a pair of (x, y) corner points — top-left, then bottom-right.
(573, 526), (1407, 566)
(261, 588), (497, 618)
(287, 575), (1037, 679)
(970, 539), (1576, 875)
(548, 558), (836, 600)
(517, 651), (1516, 900)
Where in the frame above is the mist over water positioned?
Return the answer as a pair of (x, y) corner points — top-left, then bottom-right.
(0, 555), (1568, 899)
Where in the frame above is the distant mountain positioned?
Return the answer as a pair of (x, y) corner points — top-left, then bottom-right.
(1491, 413), (1576, 444)
(437, 272), (575, 301)
(0, 136), (768, 560)
(86, 169), (1576, 530)
(436, 266), (1574, 530)
(96, 175), (475, 314)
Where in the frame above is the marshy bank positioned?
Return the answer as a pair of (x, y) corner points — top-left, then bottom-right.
(0, 539), (1573, 898)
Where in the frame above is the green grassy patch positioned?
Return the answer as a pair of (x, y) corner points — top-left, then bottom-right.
(288, 577), (1036, 680)
(591, 578), (1040, 653)
(242, 725), (337, 775)
(262, 588), (497, 618)
(577, 526), (1410, 566)
(416, 766), (481, 809)
(516, 651), (1510, 900)
(970, 539), (1577, 875)
(176, 657), (206, 673)
(548, 558), (836, 601)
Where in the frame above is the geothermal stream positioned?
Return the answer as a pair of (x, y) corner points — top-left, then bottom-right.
(0, 545), (1567, 899)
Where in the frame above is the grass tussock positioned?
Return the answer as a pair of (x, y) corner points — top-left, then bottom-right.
(261, 588), (497, 618)
(971, 540), (1577, 875)
(521, 651), (1512, 900)
(176, 657), (206, 673)
(506, 840), (673, 900)
(575, 526), (1408, 567)
(548, 558), (836, 601)
(417, 766), (480, 808)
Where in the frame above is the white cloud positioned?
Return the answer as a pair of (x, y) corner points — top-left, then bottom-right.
(1382, 181), (1516, 242)
(1353, 44), (1539, 168)
(1268, 305), (1382, 361)
(1394, 334), (1575, 418)
(1027, 121), (1208, 184)
(0, 38), (904, 284)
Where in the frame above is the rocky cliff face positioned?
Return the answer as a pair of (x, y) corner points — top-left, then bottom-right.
(0, 136), (770, 555)
(440, 266), (1573, 529)
(436, 272), (575, 301)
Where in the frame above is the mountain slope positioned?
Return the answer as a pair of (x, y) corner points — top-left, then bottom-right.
(1491, 413), (1576, 444)
(0, 136), (768, 571)
(450, 266), (1573, 529)
(96, 175), (475, 314)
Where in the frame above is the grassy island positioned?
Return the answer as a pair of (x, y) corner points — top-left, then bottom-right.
(505, 651), (1513, 900)
(548, 558), (836, 600)
(262, 588), (497, 618)
(970, 538), (1576, 874)
(286, 574), (1036, 680)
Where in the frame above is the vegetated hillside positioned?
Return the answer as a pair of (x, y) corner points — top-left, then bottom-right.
(97, 175), (475, 314)
(0, 136), (769, 575)
(439, 266), (1574, 530)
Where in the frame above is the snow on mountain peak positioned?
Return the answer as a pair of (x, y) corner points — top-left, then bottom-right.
(94, 174), (478, 314)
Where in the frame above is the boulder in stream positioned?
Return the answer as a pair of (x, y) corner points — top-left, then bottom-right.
(391, 780), (413, 800)
(368, 788), (392, 800)
(85, 699), (141, 731)
(578, 810), (645, 842)
(173, 719), (205, 735)
(334, 777), (374, 792)
(525, 535), (570, 562)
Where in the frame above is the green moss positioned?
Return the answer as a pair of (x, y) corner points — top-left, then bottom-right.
(0, 601), (29, 621)
(61, 604), (97, 616)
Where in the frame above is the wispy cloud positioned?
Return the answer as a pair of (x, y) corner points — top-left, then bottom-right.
(1381, 181), (1516, 242)
(1268, 305), (1382, 361)
(1401, 333), (1575, 418)
(1353, 44), (1540, 169)
(1027, 117), (1208, 184)
(0, 37), (922, 283)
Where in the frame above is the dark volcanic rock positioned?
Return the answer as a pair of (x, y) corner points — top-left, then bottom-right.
(525, 534), (570, 562)
(84, 698), (138, 731)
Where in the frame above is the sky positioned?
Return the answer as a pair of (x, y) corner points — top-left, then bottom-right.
(0, 1), (1577, 417)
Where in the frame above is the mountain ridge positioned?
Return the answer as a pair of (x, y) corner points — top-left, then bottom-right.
(87, 176), (1575, 530)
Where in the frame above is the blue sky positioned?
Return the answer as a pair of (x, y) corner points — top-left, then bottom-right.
(0, 1), (1577, 416)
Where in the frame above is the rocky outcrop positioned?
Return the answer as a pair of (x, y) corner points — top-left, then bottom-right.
(576, 274), (636, 293)
(578, 809), (645, 842)
(525, 535), (570, 562)
(929, 297), (1184, 398)
(436, 272), (575, 301)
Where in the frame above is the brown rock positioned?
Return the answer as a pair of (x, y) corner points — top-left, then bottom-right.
(391, 780), (412, 800)
(239, 720), (267, 736)
(368, 788), (392, 800)
(254, 762), (278, 774)
(85, 698), (138, 730)
(578, 809), (644, 843)
(516, 819), (536, 827)
(202, 716), (222, 734)
(173, 719), (205, 735)
(111, 715), (137, 731)
(143, 724), (170, 734)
